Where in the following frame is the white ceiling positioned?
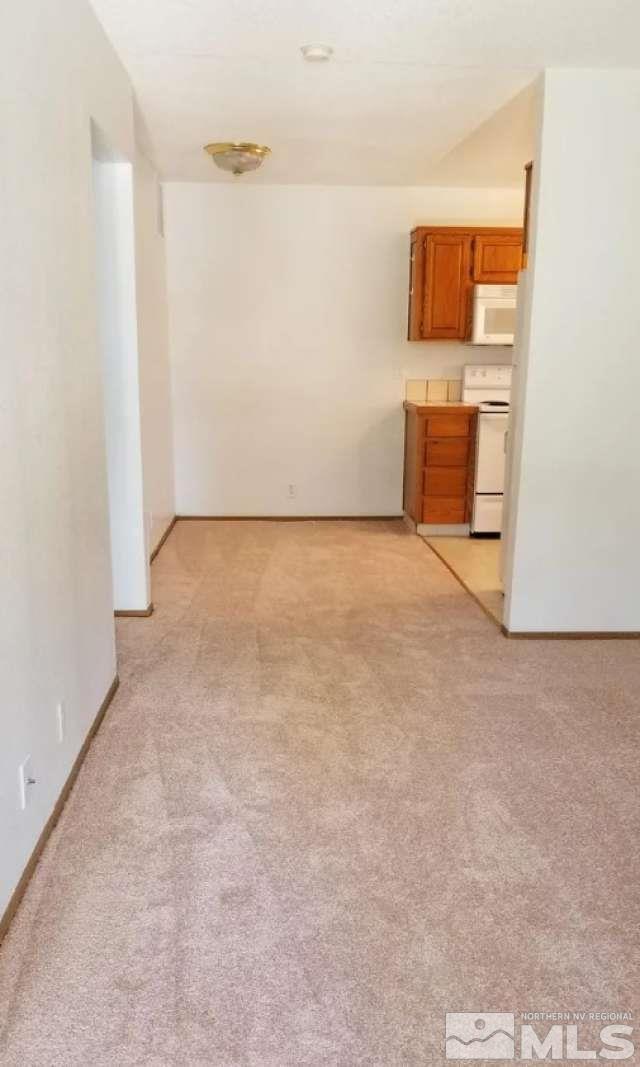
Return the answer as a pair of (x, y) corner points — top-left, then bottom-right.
(89, 0), (640, 185)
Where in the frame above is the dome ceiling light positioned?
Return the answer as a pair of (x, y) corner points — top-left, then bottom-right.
(204, 142), (271, 175)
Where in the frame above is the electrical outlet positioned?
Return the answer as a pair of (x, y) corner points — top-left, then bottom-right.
(18, 756), (36, 811)
(287, 484), (298, 499)
(56, 701), (65, 743)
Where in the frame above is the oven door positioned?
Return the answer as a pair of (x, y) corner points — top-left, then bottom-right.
(472, 298), (517, 345)
(476, 412), (509, 493)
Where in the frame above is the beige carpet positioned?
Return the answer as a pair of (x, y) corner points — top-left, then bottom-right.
(0, 520), (638, 1066)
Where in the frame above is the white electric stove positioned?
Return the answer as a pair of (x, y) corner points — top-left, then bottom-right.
(462, 365), (512, 535)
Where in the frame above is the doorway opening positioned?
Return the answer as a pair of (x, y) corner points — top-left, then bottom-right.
(91, 122), (150, 613)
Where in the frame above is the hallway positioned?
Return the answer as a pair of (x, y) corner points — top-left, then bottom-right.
(0, 520), (638, 1065)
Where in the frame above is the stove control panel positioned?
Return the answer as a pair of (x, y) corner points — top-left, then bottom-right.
(463, 364), (512, 390)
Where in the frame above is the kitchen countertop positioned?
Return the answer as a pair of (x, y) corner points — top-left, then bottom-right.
(403, 400), (479, 412)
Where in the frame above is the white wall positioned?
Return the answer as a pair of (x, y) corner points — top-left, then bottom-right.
(0, 0), (170, 921)
(504, 69), (640, 633)
(135, 154), (176, 552)
(165, 183), (524, 516)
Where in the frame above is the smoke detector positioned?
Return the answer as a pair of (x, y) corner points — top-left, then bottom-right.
(300, 44), (334, 62)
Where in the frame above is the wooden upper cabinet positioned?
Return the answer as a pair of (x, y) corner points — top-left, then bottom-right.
(408, 225), (523, 341)
(472, 233), (523, 283)
(422, 233), (471, 340)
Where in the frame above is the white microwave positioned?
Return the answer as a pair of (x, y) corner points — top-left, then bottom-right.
(471, 284), (518, 345)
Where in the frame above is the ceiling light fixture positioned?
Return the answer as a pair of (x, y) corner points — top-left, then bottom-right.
(204, 142), (271, 175)
(300, 44), (334, 62)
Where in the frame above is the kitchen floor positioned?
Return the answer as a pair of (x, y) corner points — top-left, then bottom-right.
(0, 520), (638, 1065)
(423, 534), (504, 625)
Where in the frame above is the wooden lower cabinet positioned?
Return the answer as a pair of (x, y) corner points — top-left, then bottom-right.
(423, 466), (467, 498)
(403, 404), (476, 526)
(426, 414), (471, 438)
(425, 437), (469, 467)
(422, 497), (467, 524)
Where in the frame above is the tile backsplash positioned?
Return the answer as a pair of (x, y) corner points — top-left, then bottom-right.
(405, 379), (429, 402)
(405, 378), (462, 403)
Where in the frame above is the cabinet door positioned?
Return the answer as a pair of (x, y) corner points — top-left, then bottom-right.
(473, 234), (523, 283)
(422, 233), (472, 339)
(522, 163), (533, 269)
(407, 236), (424, 340)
